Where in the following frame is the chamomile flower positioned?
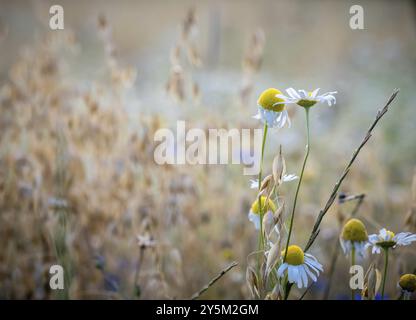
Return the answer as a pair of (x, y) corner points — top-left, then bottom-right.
(276, 88), (337, 108)
(366, 228), (416, 254)
(340, 218), (368, 258)
(249, 174), (298, 189)
(253, 88), (290, 128)
(398, 274), (416, 294)
(248, 196), (276, 229)
(277, 245), (323, 289)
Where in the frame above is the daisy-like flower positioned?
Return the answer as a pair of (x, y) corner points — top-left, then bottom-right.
(253, 88), (290, 128)
(248, 196), (276, 229)
(367, 229), (416, 299)
(249, 174), (298, 189)
(276, 88), (337, 108)
(277, 245), (323, 289)
(137, 234), (157, 249)
(398, 274), (416, 298)
(366, 228), (416, 254)
(340, 218), (368, 258)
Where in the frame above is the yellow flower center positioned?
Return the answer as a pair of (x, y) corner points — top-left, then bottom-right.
(386, 230), (395, 239)
(399, 274), (416, 292)
(251, 196), (277, 215)
(257, 88), (285, 112)
(281, 245), (304, 266)
(341, 218), (368, 242)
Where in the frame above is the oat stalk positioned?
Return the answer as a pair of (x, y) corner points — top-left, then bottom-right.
(191, 261), (238, 300)
(284, 107), (310, 263)
(258, 123), (268, 252)
(304, 89), (399, 252)
(285, 89), (399, 299)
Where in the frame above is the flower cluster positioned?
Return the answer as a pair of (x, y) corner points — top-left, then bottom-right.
(339, 219), (416, 256)
(247, 87), (414, 300)
(338, 218), (416, 299)
(247, 86), (338, 297)
(254, 87), (337, 128)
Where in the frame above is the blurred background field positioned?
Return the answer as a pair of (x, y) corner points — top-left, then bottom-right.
(0, 0), (415, 299)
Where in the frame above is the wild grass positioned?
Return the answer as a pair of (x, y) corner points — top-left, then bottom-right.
(0, 3), (415, 300)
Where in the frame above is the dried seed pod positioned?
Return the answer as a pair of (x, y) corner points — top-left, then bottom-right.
(265, 241), (280, 276)
(259, 174), (273, 193)
(272, 145), (286, 186)
(246, 266), (259, 299)
(166, 65), (185, 101)
(362, 263), (381, 300)
(273, 201), (285, 225)
(262, 210), (274, 239)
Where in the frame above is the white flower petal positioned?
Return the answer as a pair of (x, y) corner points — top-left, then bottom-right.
(248, 211), (260, 230)
(277, 263), (288, 277)
(304, 255), (323, 272)
(294, 266), (303, 288)
(303, 264), (318, 282)
(286, 88), (300, 99)
(299, 265), (308, 288)
(288, 265), (295, 283)
(255, 107), (291, 129)
(311, 88), (320, 98)
(380, 228), (388, 240)
(299, 90), (308, 98)
(249, 179), (258, 189)
(283, 174), (298, 182)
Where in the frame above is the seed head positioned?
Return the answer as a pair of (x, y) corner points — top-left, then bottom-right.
(399, 274), (416, 292)
(257, 88), (285, 112)
(341, 218), (368, 242)
(281, 245), (304, 266)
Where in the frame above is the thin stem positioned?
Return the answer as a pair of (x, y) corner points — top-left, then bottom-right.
(282, 108), (310, 300)
(190, 262), (238, 300)
(322, 193), (365, 300)
(257, 123), (268, 251)
(256, 123), (268, 296)
(299, 282), (315, 300)
(351, 246), (356, 300)
(284, 108), (310, 262)
(285, 90), (399, 301)
(304, 89), (399, 253)
(133, 247), (145, 298)
(381, 248), (389, 299)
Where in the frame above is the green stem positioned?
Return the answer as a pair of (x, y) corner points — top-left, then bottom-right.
(381, 248), (389, 300)
(351, 247), (356, 300)
(283, 108), (310, 270)
(257, 123), (268, 252)
(256, 123), (268, 296)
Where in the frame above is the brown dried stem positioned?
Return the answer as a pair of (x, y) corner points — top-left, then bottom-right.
(190, 261), (238, 300)
(285, 90), (399, 300)
(304, 89), (399, 252)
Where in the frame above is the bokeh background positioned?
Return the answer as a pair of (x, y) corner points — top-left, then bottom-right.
(0, 0), (415, 299)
